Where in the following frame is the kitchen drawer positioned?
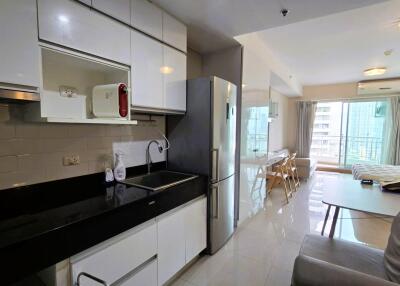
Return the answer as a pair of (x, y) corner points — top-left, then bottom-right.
(70, 219), (157, 286)
(119, 259), (157, 286)
(38, 0), (131, 65)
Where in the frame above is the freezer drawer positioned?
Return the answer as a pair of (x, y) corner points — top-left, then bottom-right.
(209, 175), (235, 254)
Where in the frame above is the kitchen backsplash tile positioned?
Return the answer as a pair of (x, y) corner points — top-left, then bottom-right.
(0, 105), (166, 190)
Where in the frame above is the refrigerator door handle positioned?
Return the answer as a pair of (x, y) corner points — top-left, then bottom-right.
(211, 148), (219, 183)
(212, 184), (219, 219)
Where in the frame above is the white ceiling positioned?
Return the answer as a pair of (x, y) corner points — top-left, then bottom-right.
(256, 0), (400, 85)
(152, 0), (387, 53)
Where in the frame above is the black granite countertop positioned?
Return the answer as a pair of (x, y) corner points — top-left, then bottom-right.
(0, 163), (207, 285)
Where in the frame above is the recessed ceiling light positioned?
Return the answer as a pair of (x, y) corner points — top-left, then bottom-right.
(159, 66), (174, 74)
(242, 84), (246, 88)
(58, 15), (69, 23)
(384, 49), (393, 56)
(363, 67), (386, 76)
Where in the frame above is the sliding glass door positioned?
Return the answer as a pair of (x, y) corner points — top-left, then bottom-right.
(310, 99), (389, 168)
(343, 100), (389, 166)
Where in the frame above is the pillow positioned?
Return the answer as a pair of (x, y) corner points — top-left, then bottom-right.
(384, 212), (400, 283)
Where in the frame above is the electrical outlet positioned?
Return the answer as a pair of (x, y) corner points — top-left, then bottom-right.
(63, 155), (80, 166)
(59, 86), (78, 98)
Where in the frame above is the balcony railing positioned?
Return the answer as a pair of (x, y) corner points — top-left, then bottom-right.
(310, 135), (383, 166)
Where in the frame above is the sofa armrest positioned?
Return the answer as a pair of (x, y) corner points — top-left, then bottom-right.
(295, 158), (311, 167)
(292, 255), (396, 286)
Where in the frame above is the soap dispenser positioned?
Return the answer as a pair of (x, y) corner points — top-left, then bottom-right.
(113, 151), (126, 182)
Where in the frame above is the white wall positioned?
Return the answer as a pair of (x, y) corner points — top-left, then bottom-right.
(187, 48), (203, 79)
(287, 82), (358, 151)
(269, 89), (289, 151)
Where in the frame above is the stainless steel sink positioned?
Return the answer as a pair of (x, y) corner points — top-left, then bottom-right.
(122, 170), (198, 191)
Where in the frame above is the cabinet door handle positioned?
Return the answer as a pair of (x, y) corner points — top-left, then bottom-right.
(212, 185), (219, 219)
(76, 272), (109, 286)
(211, 148), (219, 183)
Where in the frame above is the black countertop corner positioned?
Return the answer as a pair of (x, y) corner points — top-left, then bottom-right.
(0, 162), (207, 285)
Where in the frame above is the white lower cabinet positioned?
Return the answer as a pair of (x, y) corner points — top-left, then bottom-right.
(157, 196), (207, 285)
(119, 260), (157, 286)
(70, 220), (157, 286)
(184, 197), (207, 263)
(70, 197), (206, 286)
(157, 206), (187, 286)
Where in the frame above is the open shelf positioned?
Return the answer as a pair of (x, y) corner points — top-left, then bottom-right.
(44, 117), (138, 125)
(26, 44), (133, 125)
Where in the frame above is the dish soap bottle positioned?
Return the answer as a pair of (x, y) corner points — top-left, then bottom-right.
(113, 151), (126, 182)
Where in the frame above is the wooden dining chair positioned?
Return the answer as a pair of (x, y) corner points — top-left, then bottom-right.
(266, 157), (293, 203)
(288, 153), (300, 191)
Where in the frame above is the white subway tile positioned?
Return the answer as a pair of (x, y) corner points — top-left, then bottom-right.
(15, 123), (40, 138)
(0, 156), (17, 173)
(0, 123), (15, 139)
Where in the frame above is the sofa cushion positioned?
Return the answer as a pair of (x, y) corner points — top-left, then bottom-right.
(300, 235), (387, 280)
(384, 212), (400, 283)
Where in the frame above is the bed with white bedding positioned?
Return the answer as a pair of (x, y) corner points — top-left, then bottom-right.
(352, 163), (400, 183)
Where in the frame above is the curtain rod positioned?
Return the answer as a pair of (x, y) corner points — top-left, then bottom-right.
(294, 94), (400, 102)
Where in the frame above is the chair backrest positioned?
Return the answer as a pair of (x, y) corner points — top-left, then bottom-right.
(277, 157), (289, 174)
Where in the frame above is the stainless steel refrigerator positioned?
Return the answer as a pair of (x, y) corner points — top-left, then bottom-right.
(167, 76), (237, 254)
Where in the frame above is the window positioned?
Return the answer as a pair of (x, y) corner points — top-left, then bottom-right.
(310, 100), (389, 167)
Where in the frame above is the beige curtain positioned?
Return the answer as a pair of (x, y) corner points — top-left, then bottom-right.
(387, 96), (400, 165)
(296, 101), (317, 158)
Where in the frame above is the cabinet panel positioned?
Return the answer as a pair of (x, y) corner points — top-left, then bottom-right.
(185, 197), (207, 262)
(131, 30), (164, 109)
(38, 0), (131, 65)
(162, 13), (187, 52)
(120, 260), (157, 286)
(71, 220), (157, 286)
(92, 0), (131, 24)
(76, 0), (91, 5)
(163, 46), (186, 112)
(131, 0), (163, 40)
(0, 0), (40, 88)
(157, 208), (186, 285)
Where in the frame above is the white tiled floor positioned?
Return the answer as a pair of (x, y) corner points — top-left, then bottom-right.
(170, 171), (392, 286)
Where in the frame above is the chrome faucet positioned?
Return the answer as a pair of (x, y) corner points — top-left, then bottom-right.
(146, 140), (164, 174)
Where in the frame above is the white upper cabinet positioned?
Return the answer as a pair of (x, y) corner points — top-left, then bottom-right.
(92, 0), (131, 24)
(162, 13), (187, 53)
(131, 0), (163, 40)
(76, 0), (91, 5)
(38, 0), (131, 65)
(0, 0), (40, 88)
(163, 46), (186, 112)
(131, 30), (163, 109)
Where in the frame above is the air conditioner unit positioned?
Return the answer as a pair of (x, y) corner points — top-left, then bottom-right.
(358, 78), (400, 96)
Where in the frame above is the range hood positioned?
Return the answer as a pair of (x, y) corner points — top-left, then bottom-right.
(0, 88), (39, 103)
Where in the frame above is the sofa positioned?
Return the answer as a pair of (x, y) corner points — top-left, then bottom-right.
(291, 212), (400, 286)
(295, 157), (317, 179)
(269, 149), (316, 179)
